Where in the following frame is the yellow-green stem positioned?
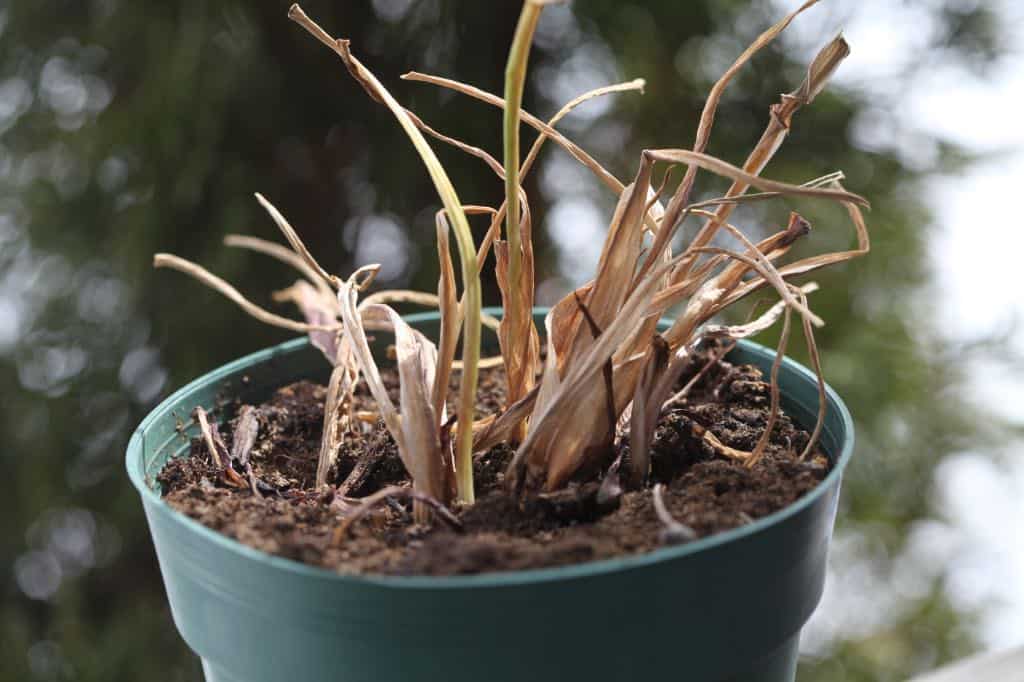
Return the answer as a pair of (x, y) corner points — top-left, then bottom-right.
(288, 4), (481, 504)
(502, 1), (542, 374)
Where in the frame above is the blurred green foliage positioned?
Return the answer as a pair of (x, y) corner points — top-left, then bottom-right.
(0, 1), (1007, 680)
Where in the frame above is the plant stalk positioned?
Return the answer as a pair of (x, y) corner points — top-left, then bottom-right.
(501, 0), (543, 421)
(288, 4), (481, 504)
(504, 2), (542, 293)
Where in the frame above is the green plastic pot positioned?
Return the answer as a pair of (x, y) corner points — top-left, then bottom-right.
(127, 308), (854, 682)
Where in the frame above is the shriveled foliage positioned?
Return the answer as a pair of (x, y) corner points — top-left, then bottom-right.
(154, 1), (870, 524)
(159, 195), (459, 520)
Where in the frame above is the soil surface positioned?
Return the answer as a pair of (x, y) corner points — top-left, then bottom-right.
(159, 343), (830, 576)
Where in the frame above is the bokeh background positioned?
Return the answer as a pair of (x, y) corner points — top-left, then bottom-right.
(2, 0), (1022, 680)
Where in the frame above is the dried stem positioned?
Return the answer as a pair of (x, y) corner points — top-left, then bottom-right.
(636, 0), (824, 284)
(331, 485), (463, 546)
(224, 234), (333, 298)
(254, 193), (336, 287)
(669, 35), (851, 288)
(748, 305), (792, 467)
(193, 406), (224, 469)
(403, 71), (621, 193)
(629, 335), (669, 487)
(797, 289), (827, 460)
(153, 254), (336, 334)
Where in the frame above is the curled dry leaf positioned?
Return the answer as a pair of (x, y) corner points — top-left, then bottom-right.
(274, 280), (341, 364)
(507, 251), (686, 492)
(337, 272), (448, 512)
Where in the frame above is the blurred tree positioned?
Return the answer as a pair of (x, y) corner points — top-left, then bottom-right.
(0, 1), (1008, 680)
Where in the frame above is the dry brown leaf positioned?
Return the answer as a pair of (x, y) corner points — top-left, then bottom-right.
(628, 334), (669, 488)
(255, 193), (336, 287)
(668, 35), (852, 289)
(273, 279), (341, 364)
(337, 270), (448, 506)
(637, 0), (825, 282)
(224, 234), (333, 298)
(508, 252), (685, 492)
(153, 254), (335, 335)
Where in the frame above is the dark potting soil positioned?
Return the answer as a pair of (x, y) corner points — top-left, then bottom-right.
(158, 346), (830, 576)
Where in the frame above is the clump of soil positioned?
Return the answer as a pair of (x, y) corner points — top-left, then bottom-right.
(159, 345), (829, 576)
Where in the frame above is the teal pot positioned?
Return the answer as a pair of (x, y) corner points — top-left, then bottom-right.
(128, 308), (854, 682)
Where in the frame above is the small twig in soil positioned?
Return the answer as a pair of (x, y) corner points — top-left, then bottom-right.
(663, 339), (737, 410)
(336, 447), (377, 498)
(330, 486), (463, 547)
(230, 406), (259, 465)
(193, 407), (227, 470)
(652, 484), (697, 545)
(192, 406), (259, 491)
(230, 405), (262, 497)
(702, 427), (752, 462)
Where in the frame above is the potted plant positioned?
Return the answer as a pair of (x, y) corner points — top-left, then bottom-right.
(128, 3), (869, 681)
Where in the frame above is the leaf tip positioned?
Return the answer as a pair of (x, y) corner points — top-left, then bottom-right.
(834, 32), (850, 54)
(253, 192), (279, 217)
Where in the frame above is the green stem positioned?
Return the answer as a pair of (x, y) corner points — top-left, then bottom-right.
(366, 92), (482, 505)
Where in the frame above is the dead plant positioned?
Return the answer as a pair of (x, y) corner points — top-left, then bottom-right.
(154, 1), (869, 527)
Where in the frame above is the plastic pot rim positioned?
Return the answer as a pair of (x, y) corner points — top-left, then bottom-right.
(126, 306), (854, 590)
